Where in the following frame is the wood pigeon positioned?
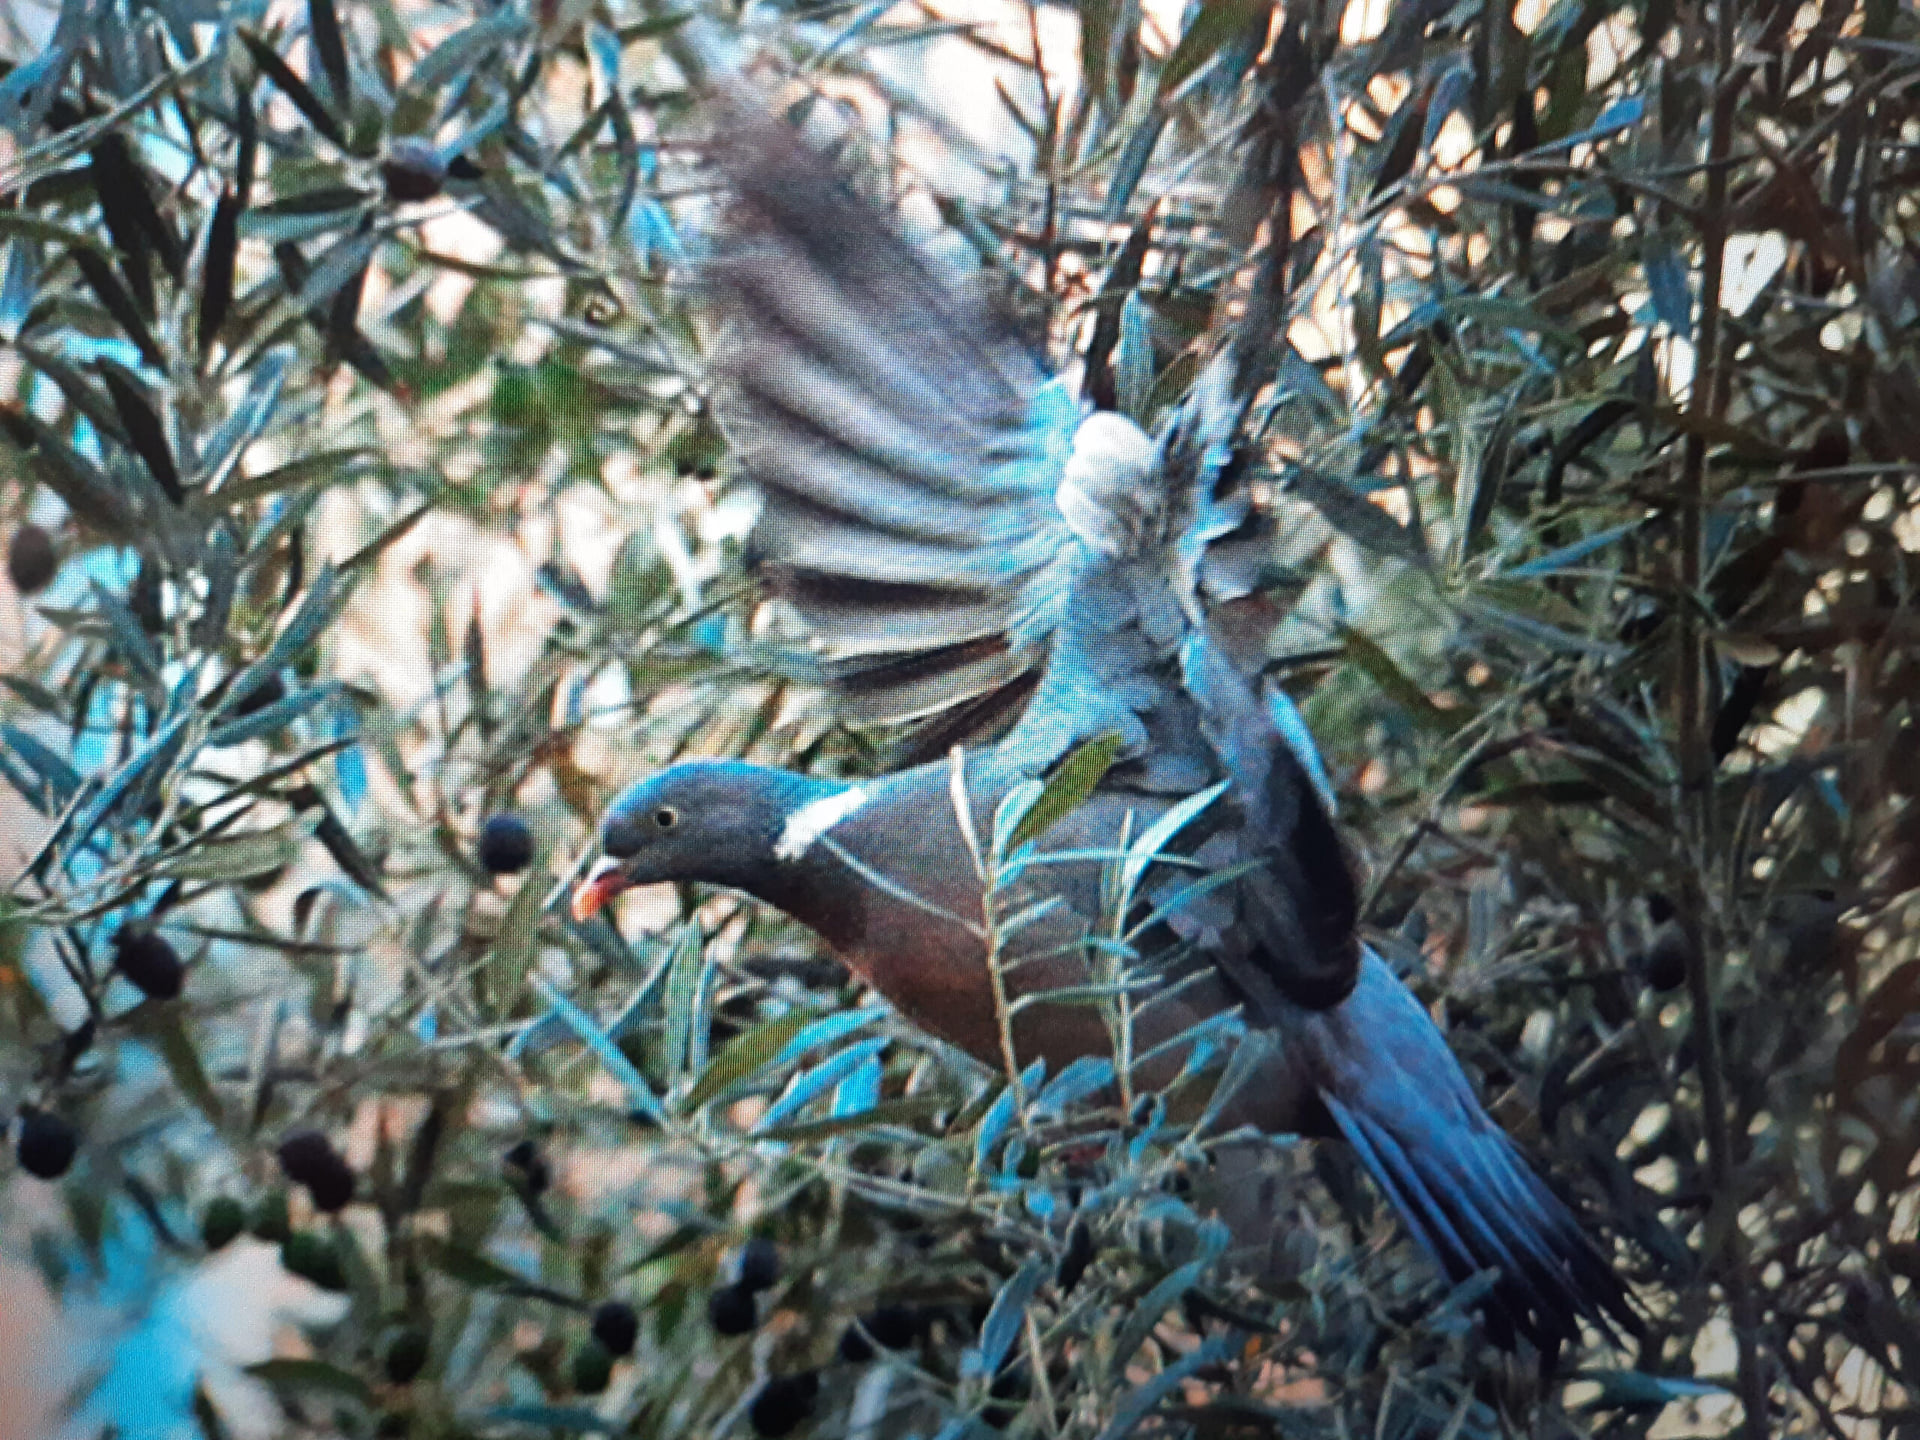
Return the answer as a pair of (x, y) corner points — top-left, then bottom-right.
(574, 90), (1634, 1356)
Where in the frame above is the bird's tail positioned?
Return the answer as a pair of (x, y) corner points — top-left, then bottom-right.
(1292, 950), (1637, 1356)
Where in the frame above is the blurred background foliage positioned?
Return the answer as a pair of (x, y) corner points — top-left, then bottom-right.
(0, 0), (1917, 1436)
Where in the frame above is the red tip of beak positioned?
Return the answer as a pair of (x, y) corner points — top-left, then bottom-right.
(571, 857), (628, 924)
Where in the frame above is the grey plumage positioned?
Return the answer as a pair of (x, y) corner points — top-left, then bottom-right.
(575, 82), (1636, 1357)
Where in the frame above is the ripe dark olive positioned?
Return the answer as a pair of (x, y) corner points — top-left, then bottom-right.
(747, 1371), (819, 1437)
(477, 813), (534, 875)
(381, 139), (448, 203)
(15, 1106), (78, 1179)
(590, 1300), (638, 1358)
(503, 1138), (551, 1195)
(837, 1323), (873, 1364)
(306, 1154), (355, 1213)
(113, 926), (184, 1001)
(1639, 927), (1691, 993)
(277, 1129), (355, 1212)
(7, 524), (57, 594)
(840, 1303), (918, 1362)
(708, 1282), (757, 1336)
(570, 1339), (613, 1395)
(382, 1325), (430, 1384)
(201, 1196), (246, 1250)
(735, 1236), (780, 1292)
(864, 1304), (919, 1349)
(276, 1129), (339, 1186)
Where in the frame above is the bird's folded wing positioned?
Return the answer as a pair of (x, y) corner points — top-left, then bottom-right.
(705, 97), (1079, 727)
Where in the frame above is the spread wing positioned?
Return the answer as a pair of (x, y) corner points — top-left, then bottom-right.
(702, 87), (1358, 1008)
(704, 95), (1080, 731)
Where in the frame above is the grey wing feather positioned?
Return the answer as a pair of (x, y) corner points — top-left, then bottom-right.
(704, 99), (1081, 727)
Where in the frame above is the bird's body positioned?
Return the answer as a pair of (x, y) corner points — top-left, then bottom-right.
(586, 754), (1243, 1072)
(575, 80), (1634, 1357)
(584, 755), (1630, 1351)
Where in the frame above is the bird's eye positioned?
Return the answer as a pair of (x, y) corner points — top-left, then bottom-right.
(654, 806), (679, 830)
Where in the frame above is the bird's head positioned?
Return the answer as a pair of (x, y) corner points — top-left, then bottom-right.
(570, 762), (848, 923)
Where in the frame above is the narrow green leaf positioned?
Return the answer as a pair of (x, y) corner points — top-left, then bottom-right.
(1119, 780), (1229, 901)
(1506, 519), (1643, 578)
(244, 1359), (372, 1408)
(755, 1096), (945, 1143)
(1109, 1257), (1209, 1376)
(214, 446), (375, 506)
(308, 0), (351, 107)
(238, 30), (345, 147)
(404, 11), (529, 96)
(681, 1008), (819, 1112)
(1114, 293), (1153, 421)
(1339, 626), (1458, 733)
(146, 1011), (224, 1128)
(1008, 733), (1125, 854)
(1155, 0), (1268, 104)
(660, 922), (704, 1085)
(151, 821), (307, 882)
(90, 130), (181, 290)
(198, 187), (241, 354)
(1284, 466), (1428, 563)
(71, 247), (163, 367)
(419, 1236), (579, 1303)
(1080, 0), (1117, 107)
(96, 359), (182, 503)
(13, 340), (128, 448)
(487, 857), (544, 1004)
(1094, 1334), (1235, 1440)
(529, 976), (671, 1126)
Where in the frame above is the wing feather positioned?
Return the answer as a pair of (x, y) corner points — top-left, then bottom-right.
(704, 95), (1077, 729)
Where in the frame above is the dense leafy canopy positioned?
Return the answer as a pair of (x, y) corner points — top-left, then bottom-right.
(1, 0), (1918, 1436)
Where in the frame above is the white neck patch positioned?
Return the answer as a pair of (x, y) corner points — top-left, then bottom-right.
(774, 786), (870, 862)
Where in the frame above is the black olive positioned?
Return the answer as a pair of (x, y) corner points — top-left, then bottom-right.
(590, 1299), (638, 1357)
(7, 524), (57, 594)
(381, 138), (448, 203)
(231, 670), (288, 717)
(306, 1154), (355, 1213)
(503, 1138), (551, 1195)
(736, 1236), (780, 1291)
(983, 1366), (1029, 1429)
(382, 1325), (430, 1384)
(837, 1323), (874, 1364)
(839, 1303), (918, 1362)
(15, 1106), (78, 1179)
(477, 814), (534, 875)
(747, 1371), (819, 1437)
(113, 926), (184, 1001)
(276, 1128), (339, 1186)
(277, 1129), (355, 1212)
(709, 1282), (757, 1336)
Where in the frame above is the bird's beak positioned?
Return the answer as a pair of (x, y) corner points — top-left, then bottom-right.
(571, 856), (630, 924)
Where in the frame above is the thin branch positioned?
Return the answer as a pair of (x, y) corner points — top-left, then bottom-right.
(1673, 2), (1767, 1433)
